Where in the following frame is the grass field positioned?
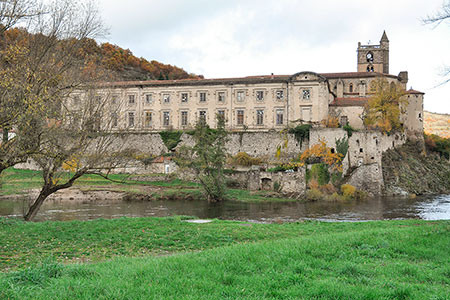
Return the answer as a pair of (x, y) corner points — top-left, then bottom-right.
(0, 168), (294, 202)
(0, 217), (449, 299)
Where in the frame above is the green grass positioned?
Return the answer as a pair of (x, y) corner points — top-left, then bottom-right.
(0, 168), (296, 202)
(0, 218), (449, 299)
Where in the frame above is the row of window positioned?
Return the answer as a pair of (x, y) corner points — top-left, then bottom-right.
(119, 109), (287, 128)
(129, 90), (286, 105)
(73, 89), (315, 107)
(340, 81), (395, 94)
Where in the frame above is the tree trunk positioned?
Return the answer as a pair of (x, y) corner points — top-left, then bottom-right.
(0, 165), (6, 177)
(2, 128), (8, 144)
(24, 189), (51, 221)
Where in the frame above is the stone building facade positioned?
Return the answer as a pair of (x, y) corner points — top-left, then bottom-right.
(71, 32), (424, 137)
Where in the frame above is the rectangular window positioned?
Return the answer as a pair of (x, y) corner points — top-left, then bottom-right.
(237, 110), (244, 125)
(144, 111), (152, 127)
(256, 109), (264, 125)
(237, 91), (245, 102)
(199, 110), (207, 122)
(128, 95), (135, 104)
(199, 92), (207, 102)
(276, 109), (284, 125)
(181, 93), (188, 103)
(128, 112), (135, 127)
(163, 111), (170, 126)
(276, 90), (284, 100)
(217, 110), (225, 118)
(163, 94), (170, 103)
(218, 92), (225, 102)
(111, 113), (118, 127)
(302, 89), (311, 100)
(145, 94), (152, 104)
(181, 111), (188, 126)
(256, 91), (264, 101)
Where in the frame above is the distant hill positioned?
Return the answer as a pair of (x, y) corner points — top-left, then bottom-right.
(83, 40), (201, 81)
(3, 27), (200, 82)
(424, 111), (450, 138)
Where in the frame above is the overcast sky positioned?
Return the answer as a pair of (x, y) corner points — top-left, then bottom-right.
(97, 0), (450, 114)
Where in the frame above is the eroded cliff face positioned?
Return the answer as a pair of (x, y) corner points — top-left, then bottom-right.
(382, 141), (450, 195)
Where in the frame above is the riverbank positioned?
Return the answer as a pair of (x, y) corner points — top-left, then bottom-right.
(0, 168), (296, 203)
(0, 217), (449, 299)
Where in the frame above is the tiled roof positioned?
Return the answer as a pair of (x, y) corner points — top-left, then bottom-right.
(152, 156), (172, 163)
(96, 72), (400, 88)
(406, 88), (424, 95)
(99, 74), (291, 88)
(330, 97), (368, 107)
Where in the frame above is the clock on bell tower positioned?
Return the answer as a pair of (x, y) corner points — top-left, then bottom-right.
(357, 31), (389, 73)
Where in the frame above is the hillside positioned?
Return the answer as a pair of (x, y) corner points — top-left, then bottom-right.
(424, 111), (450, 138)
(3, 27), (199, 82)
(85, 40), (201, 81)
(383, 141), (450, 195)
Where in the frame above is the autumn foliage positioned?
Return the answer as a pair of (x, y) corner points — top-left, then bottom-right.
(363, 78), (407, 134)
(80, 40), (199, 81)
(299, 139), (344, 172)
(424, 111), (450, 139)
(3, 28), (199, 82)
(424, 133), (450, 159)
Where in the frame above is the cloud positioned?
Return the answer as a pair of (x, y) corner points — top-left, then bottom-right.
(97, 0), (450, 113)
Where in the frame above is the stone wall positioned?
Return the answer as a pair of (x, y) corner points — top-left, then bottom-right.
(117, 131), (307, 161)
(346, 163), (384, 196)
(310, 128), (406, 169)
(13, 129), (407, 196)
(231, 169), (306, 196)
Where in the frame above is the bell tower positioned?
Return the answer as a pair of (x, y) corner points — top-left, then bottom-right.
(357, 31), (389, 73)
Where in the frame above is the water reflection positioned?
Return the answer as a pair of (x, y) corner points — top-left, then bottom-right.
(0, 194), (449, 222)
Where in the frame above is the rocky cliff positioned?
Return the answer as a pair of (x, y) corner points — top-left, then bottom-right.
(382, 141), (450, 195)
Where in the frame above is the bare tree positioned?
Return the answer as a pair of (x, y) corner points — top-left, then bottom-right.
(423, 1), (450, 25)
(24, 89), (127, 221)
(0, 0), (108, 175)
(0, 0), (42, 35)
(423, 1), (450, 85)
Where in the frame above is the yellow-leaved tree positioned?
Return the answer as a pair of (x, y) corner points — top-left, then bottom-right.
(363, 78), (407, 134)
(299, 139), (344, 173)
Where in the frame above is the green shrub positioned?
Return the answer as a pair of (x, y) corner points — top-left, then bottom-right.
(331, 172), (343, 186)
(288, 124), (312, 147)
(159, 131), (183, 151)
(309, 163), (330, 185)
(335, 137), (349, 157)
(343, 124), (356, 137)
(424, 133), (450, 159)
(267, 165), (286, 173)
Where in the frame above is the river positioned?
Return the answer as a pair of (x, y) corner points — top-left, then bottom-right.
(0, 194), (449, 222)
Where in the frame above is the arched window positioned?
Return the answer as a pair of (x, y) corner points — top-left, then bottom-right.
(349, 83), (353, 93)
(390, 82), (396, 92)
(366, 65), (374, 72)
